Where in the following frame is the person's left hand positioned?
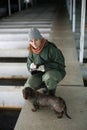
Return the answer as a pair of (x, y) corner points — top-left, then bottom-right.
(37, 65), (45, 72)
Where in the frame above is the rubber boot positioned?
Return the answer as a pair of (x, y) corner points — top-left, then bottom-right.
(48, 89), (56, 96)
(42, 87), (48, 94)
(40, 82), (48, 94)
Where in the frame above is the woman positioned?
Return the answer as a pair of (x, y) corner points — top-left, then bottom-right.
(24, 27), (66, 96)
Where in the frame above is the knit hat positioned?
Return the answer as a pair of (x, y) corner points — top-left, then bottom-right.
(28, 28), (43, 41)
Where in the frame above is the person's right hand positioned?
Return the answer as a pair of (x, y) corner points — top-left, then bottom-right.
(30, 63), (36, 70)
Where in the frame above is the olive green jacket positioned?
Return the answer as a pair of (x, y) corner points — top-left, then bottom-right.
(27, 40), (66, 77)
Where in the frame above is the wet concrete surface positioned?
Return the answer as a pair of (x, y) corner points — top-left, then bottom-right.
(0, 109), (21, 130)
(0, 78), (26, 86)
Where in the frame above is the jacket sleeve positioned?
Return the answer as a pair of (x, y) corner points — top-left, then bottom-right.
(27, 53), (33, 71)
(45, 45), (65, 71)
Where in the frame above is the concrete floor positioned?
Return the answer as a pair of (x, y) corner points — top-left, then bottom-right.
(13, 3), (86, 130)
(14, 87), (87, 130)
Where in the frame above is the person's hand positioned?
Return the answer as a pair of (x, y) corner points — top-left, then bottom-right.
(30, 63), (45, 74)
(30, 63), (36, 70)
(37, 65), (45, 72)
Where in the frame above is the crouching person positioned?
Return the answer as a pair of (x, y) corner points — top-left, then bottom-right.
(24, 27), (66, 96)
